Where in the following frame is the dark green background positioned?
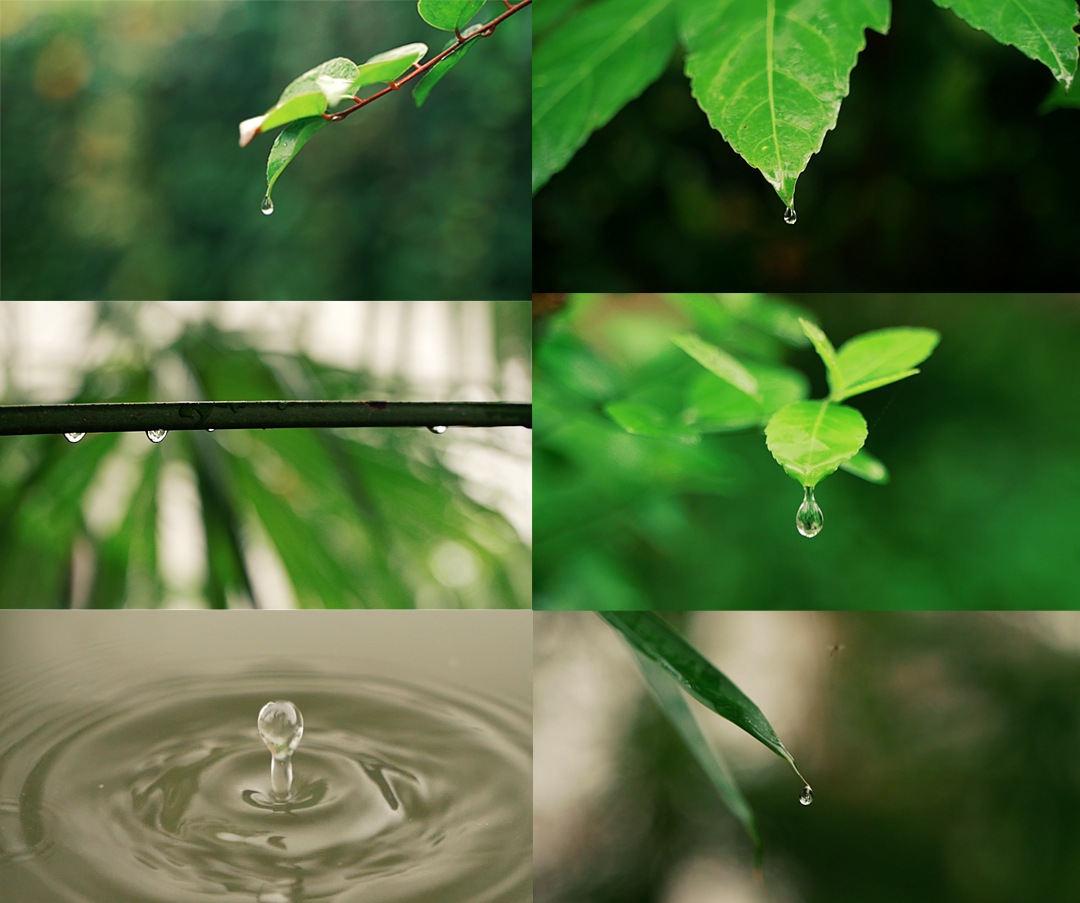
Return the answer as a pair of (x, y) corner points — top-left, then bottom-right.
(534, 1), (1080, 290)
(1, 1), (530, 300)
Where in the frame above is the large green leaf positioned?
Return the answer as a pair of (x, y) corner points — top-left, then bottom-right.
(678, 0), (890, 209)
(414, 27), (482, 107)
(533, 0), (678, 193)
(351, 43), (429, 90)
(600, 611), (811, 787)
(765, 400), (867, 486)
(833, 326), (941, 400)
(264, 117), (329, 207)
(633, 650), (762, 867)
(932, 0), (1080, 89)
(671, 333), (761, 400)
(418, 0), (487, 31)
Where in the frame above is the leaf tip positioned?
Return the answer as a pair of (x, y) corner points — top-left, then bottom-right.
(239, 115), (266, 148)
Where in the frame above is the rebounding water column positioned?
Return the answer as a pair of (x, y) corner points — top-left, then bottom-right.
(257, 701), (304, 800)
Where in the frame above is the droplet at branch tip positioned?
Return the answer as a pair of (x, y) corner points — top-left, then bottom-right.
(428, 425), (447, 434)
(796, 486), (823, 537)
(64, 432), (85, 443)
(146, 429), (168, 444)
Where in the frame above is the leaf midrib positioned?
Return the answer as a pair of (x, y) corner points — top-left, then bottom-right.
(765, 0), (783, 184)
(534, 0), (675, 123)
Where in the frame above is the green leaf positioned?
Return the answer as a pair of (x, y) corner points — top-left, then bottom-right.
(633, 650), (762, 867)
(600, 611), (811, 787)
(932, 0), (1079, 89)
(535, 0), (589, 37)
(605, 400), (701, 443)
(765, 400), (867, 487)
(671, 333), (761, 400)
(679, 0), (890, 207)
(265, 117), (328, 203)
(833, 327), (940, 400)
(414, 27), (481, 107)
(418, 0), (487, 31)
(840, 447), (889, 484)
(240, 57), (359, 146)
(533, 0), (678, 193)
(798, 317), (843, 397)
(351, 43), (429, 90)
(686, 362), (807, 432)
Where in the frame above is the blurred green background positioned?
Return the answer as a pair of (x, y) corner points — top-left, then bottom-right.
(0, 300), (532, 609)
(535, 610), (1080, 903)
(0, 1), (530, 300)
(534, 0), (1080, 290)
(534, 293), (1080, 610)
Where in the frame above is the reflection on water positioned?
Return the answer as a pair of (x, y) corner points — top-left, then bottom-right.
(0, 616), (531, 903)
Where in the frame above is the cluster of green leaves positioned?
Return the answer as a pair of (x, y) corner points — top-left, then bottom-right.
(0, 316), (528, 610)
(533, 0), (1080, 208)
(602, 610), (811, 870)
(241, 0), (513, 207)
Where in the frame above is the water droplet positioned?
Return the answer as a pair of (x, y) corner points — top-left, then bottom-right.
(207, 428), (215, 432)
(146, 429), (168, 444)
(428, 425), (447, 434)
(796, 486), (823, 538)
(258, 701), (303, 799)
(784, 206), (797, 225)
(799, 784), (813, 806)
(261, 196), (274, 216)
(64, 432), (85, 443)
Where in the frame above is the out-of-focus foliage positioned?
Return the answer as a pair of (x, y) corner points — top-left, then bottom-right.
(0, 304), (531, 609)
(0, 1), (530, 300)
(534, 292), (1080, 609)
(535, 0), (1080, 289)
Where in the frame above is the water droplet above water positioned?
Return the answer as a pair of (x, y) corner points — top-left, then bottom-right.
(428, 425), (447, 434)
(261, 196), (274, 216)
(796, 486), (823, 538)
(64, 432), (85, 443)
(799, 784), (814, 806)
(784, 206), (797, 225)
(258, 700), (303, 800)
(146, 429), (168, 444)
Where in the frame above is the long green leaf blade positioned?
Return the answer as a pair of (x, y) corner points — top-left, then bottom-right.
(679, 0), (890, 208)
(633, 649), (762, 865)
(240, 57), (359, 146)
(798, 317), (844, 398)
(765, 400), (867, 486)
(265, 117), (329, 203)
(932, 0), (1079, 89)
(672, 333), (761, 400)
(418, 0), (487, 31)
(533, 0), (677, 193)
(600, 611), (810, 786)
(839, 446), (889, 483)
(834, 327), (940, 400)
(351, 43), (429, 90)
(414, 28), (481, 107)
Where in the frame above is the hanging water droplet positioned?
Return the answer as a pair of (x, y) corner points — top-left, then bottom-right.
(428, 425), (447, 434)
(796, 486), (823, 538)
(258, 700), (303, 800)
(207, 428), (214, 432)
(261, 196), (274, 216)
(783, 206), (797, 225)
(799, 784), (814, 806)
(146, 429), (168, 444)
(64, 432), (85, 443)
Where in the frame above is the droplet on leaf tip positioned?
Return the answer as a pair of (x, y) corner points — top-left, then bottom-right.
(784, 206), (797, 225)
(796, 486), (823, 538)
(799, 784), (813, 806)
(261, 196), (274, 215)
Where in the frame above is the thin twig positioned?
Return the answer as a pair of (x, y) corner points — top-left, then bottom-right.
(323, 0), (532, 122)
(0, 401), (531, 436)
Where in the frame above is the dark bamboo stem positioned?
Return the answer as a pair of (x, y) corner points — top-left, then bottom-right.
(0, 401), (531, 436)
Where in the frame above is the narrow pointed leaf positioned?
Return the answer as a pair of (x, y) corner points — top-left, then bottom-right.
(679, 0), (890, 207)
(351, 43), (428, 90)
(418, 0), (487, 31)
(414, 27), (481, 107)
(799, 317), (844, 397)
(839, 447), (889, 483)
(265, 117), (328, 203)
(600, 611), (810, 785)
(765, 400), (867, 487)
(932, 0), (1079, 89)
(672, 333), (761, 400)
(605, 400), (701, 443)
(633, 650), (762, 864)
(834, 327), (940, 400)
(686, 363), (807, 432)
(533, 0), (678, 193)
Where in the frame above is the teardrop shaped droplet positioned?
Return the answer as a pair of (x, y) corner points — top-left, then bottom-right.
(796, 486), (823, 538)
(428, 425), (447, 434)
(258, 700), (303, 800)
(64, 432), (85, 443)
(799, 784), (814, 806)
(783, 206), (797, 225)
(261, 196), (274, 216)
(146, 429), (168, 444)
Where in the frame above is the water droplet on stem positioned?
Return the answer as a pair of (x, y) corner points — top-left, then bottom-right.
(783, 206), (797, 225)
(428, 425), (447, 434)
(64, 432), (85, 443)
(799, 784), (814, 806)
(261, 196), (274, 216)
(146, 429), (168, 444)
(796, 486), (823, 537)
(258, 701), (303, 800)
